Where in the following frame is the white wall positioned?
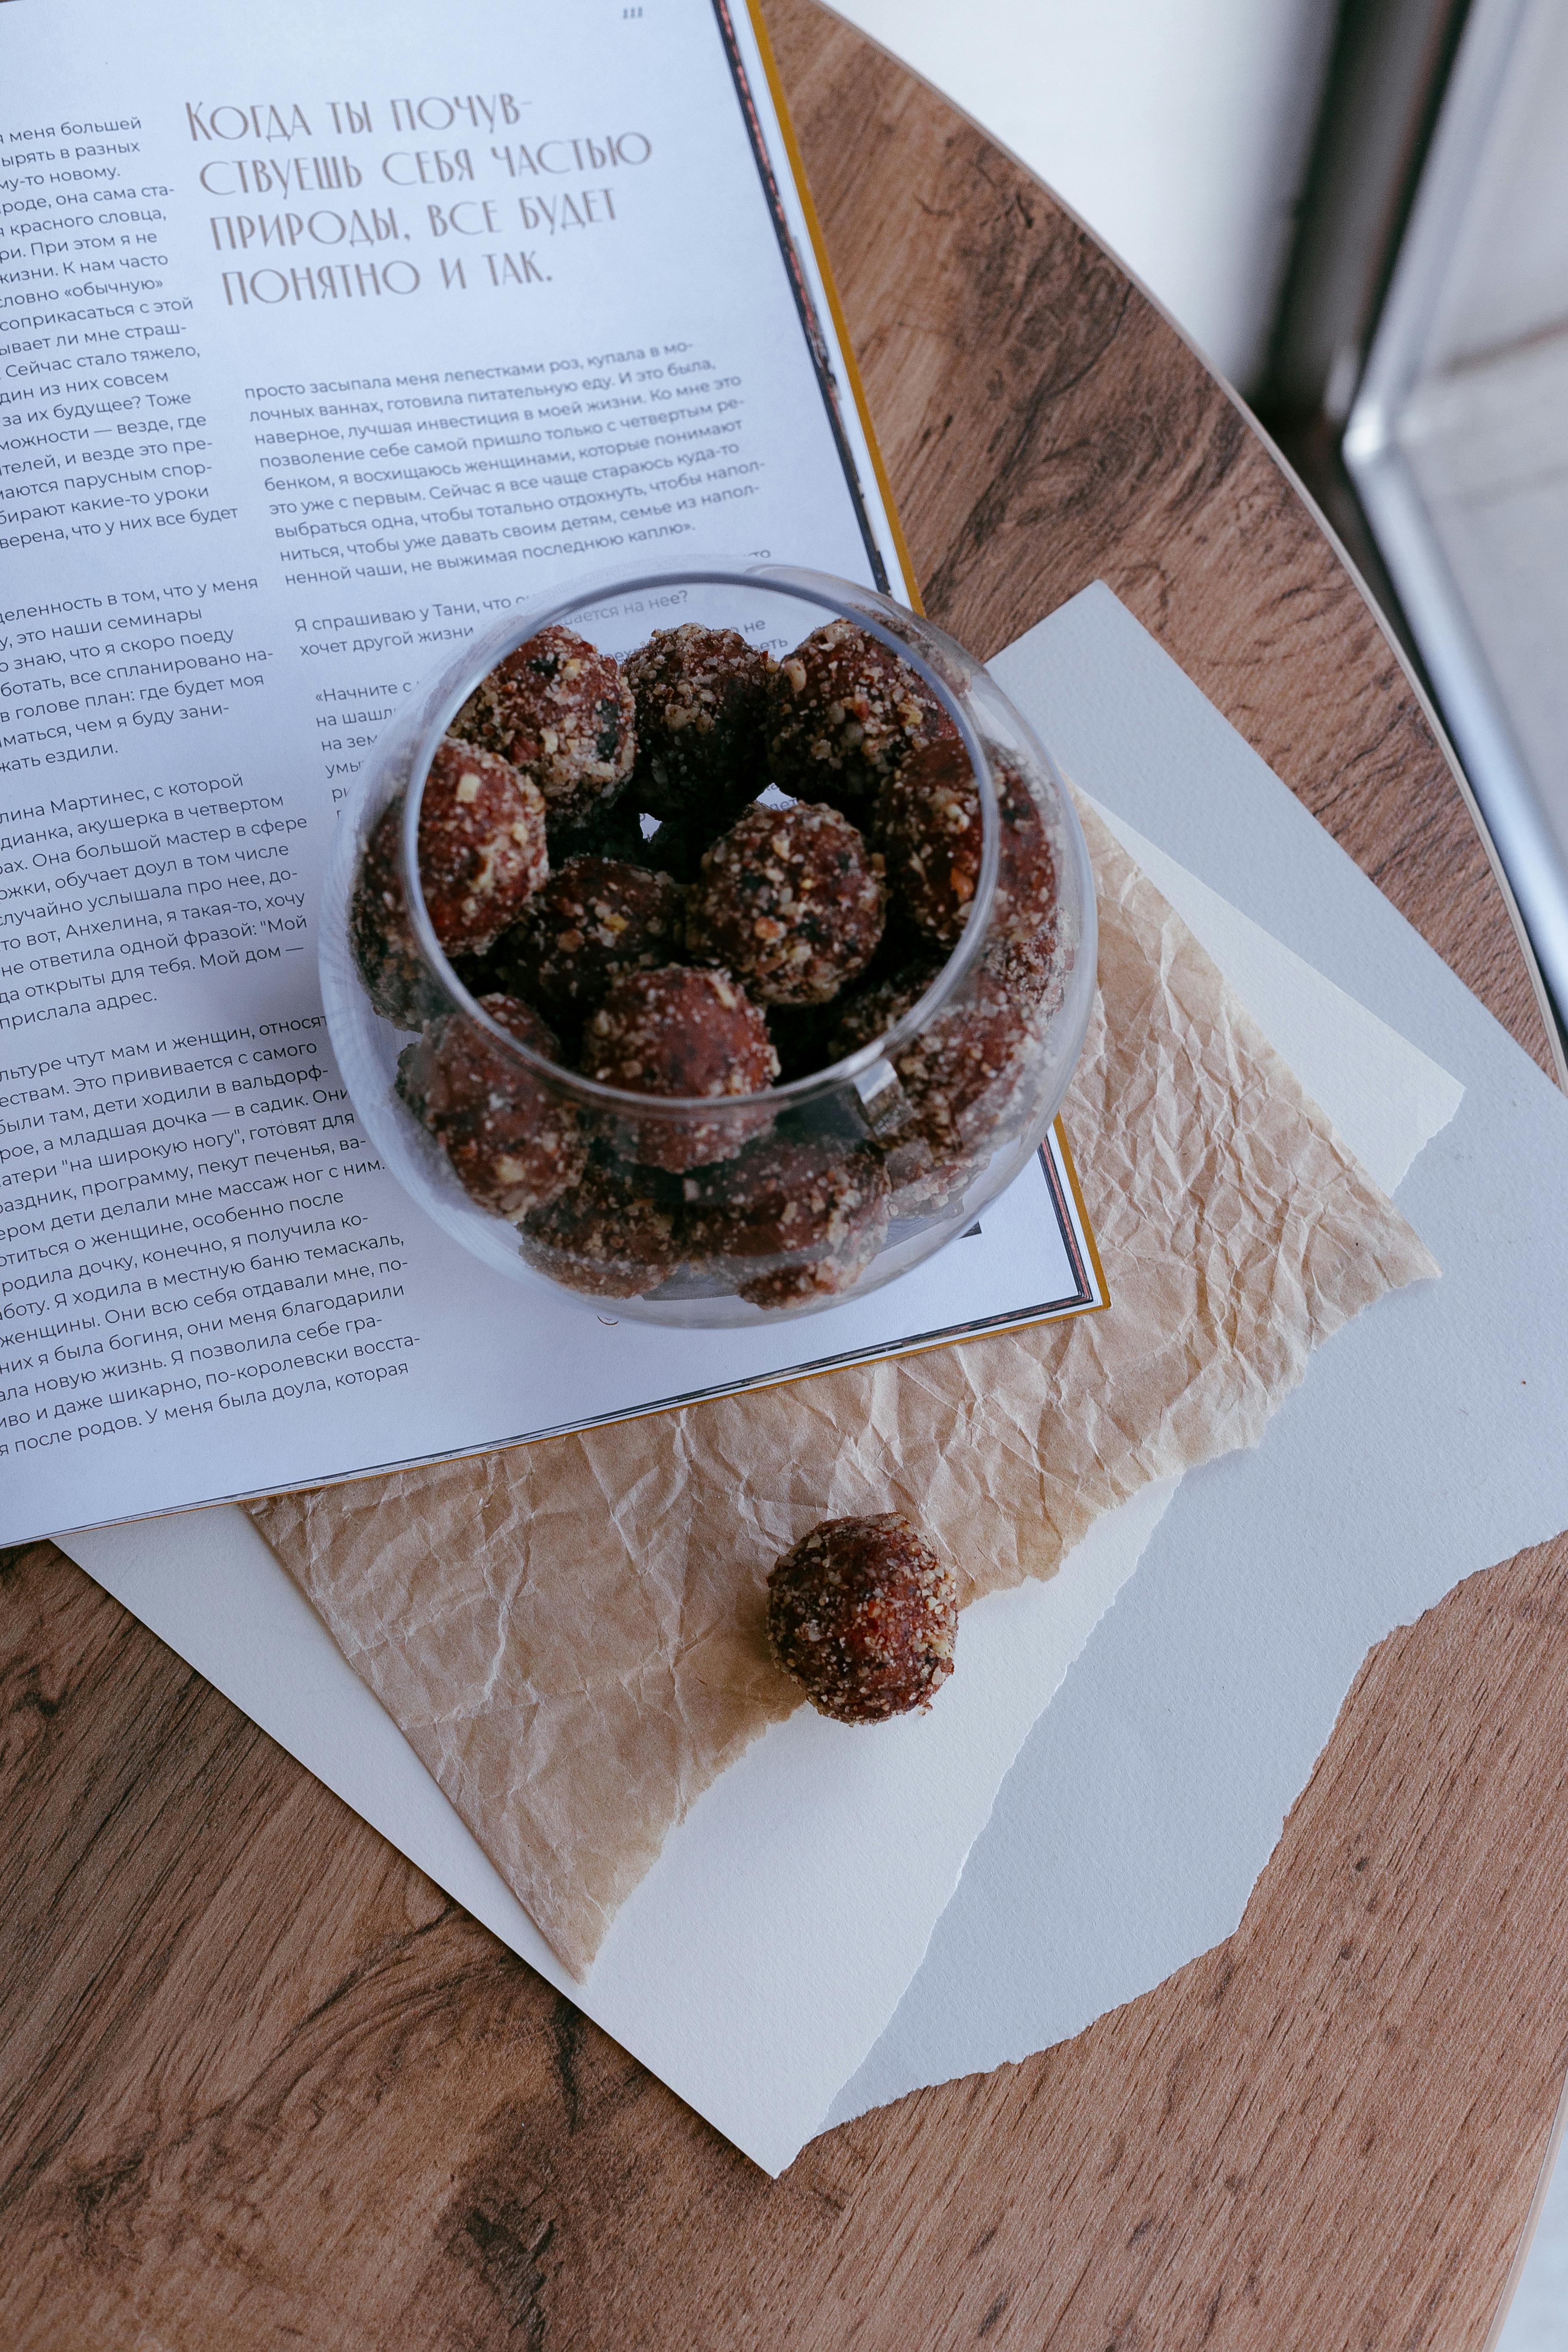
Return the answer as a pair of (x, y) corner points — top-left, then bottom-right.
(822, 0), (1340, 392)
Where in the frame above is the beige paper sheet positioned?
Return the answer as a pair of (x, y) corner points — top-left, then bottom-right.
(251, 804), (1437, 1978)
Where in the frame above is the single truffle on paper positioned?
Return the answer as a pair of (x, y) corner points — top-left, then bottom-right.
(452, 624), (637, 833)
(766, 618), (955, 810)
(580, 964), (778, 1171)
(396, 993), (584, 1222)
(518, 1153), (683, 1298)
(766, 1511), (958, 1723)
(683, 1133), (890, 1308)
(687, 801), (884, 1006)
(496, 855), (686, 1023)
(625, 623), (777, 829)
(350, 738), (548, 1028)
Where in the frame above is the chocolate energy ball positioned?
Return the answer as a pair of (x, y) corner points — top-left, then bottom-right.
(766, 619), (956, 811)
(396, 993), (583, 1221)
(683, 1134), (890, 1308)
(518, 1154), (683, 1299)
(877, 741), (1060, 1004)
(829, 960), (1030, 1165)
(350, 738), (548, 1027)
(687, 801), (884, 1007)
(580, 965), (779, 1172)
(766, 1512), (958, 1724)
(496, 856), (686, 1024)
(874, 737), (980, 946)
(452, 624), (636, 832)
(625, 623), (777, 829)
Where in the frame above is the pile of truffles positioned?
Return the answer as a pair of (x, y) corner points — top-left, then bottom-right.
(351, 614), (1061, 1306)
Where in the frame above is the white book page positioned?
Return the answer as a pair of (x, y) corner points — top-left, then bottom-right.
(0, 0), (1097, 1543)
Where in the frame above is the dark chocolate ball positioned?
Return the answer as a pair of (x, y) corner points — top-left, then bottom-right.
(579, 965), (779, 1172)
(518, 1154), (683, 1299)
(495, 856), (686, 1023)
(686, 800), (884, 1006)
(396, 993), (583, 1221)
(766, 1512), (958, 1723)
(350, 738), (548, 1027)
(625, 623), (776, 829)
(683, 1133), (889, 1308)
(452, 624), (636, 832)
(766, 620), (955, 811)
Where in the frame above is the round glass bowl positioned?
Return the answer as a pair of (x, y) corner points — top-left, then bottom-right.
(318, 563), (1097, 1326)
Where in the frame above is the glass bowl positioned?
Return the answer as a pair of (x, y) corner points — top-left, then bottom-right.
(318, 562), (1097, 1326)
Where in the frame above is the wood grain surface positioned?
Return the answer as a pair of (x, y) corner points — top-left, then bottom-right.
(5, 5), (1567, 2346)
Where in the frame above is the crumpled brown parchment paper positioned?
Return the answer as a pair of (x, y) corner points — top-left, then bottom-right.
(250, 803), (1438, 1978)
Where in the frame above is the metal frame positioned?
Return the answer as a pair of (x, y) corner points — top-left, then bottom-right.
(1343, 0), (1568, 1025)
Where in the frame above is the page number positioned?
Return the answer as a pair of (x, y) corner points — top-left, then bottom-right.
(623, 6), (643, 15)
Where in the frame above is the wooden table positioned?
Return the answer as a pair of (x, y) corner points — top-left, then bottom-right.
(5, 7), (1567, 2344)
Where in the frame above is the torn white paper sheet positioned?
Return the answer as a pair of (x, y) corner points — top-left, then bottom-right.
(828, 584), (1568, 2133)
(57, 1474), (1175, 2177)
(54, 801), (1454, 2173)
(1084, 797), (1464, 1196)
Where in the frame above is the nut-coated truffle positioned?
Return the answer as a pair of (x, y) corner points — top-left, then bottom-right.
(518, 1154), (683, 1298)
(625, 623), (776, 828)
(828, 959), (1030, 1175)
(396, 993), (584, 1221)
(766, 619), (955, 810)
(496, 856), (686, 1023)
(452, 624), (636, 832)
(876, 740), (1059, 1001)
(350, 738), (548, 1026)
(580, 964), (778, 1171)
(687, 800), (884, 1006)
(683, 1133), (889, 1307)
(766, 1511), (958, 1722)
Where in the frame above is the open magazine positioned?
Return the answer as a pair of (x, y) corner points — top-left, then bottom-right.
(0, 0), (1101, 1543)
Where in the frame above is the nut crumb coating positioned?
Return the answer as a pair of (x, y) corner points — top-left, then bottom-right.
(683, 1134), (889, 1308)
(518, 1155), (683, 1298)
(687, 800), (883, 1006)
(452, 624), (636, 832)
(876, 739), (1059, 1003)
(397, 992), (583, 1221)
(496, 855), (686, 1023)
(626, 622), (776, 828)
(581, 963), (778, 1170)
(766, 619), (955, 809)
(350, 738), (547, 1026)
(766, 1511), (958, 1722)
(828, 959), (1029, 1160)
